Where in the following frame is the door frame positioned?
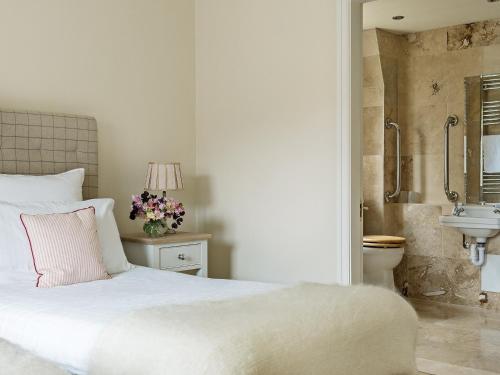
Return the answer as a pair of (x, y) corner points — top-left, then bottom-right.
(336, 0), (364, 285)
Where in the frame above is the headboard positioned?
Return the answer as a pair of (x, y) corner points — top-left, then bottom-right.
(0, 110), (98, 199)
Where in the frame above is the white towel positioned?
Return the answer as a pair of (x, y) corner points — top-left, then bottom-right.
(483, 135), (500, 173)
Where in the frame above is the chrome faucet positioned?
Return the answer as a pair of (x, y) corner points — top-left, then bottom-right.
(453, 206), (465, 216)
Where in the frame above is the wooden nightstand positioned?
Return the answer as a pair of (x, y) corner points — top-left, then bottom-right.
(121, 232), (212, 277)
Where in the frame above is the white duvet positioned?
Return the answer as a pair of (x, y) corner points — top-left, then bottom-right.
(0, 266), (281, 374)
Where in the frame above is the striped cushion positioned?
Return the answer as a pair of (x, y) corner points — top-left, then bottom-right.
(20, 207), (110, 288)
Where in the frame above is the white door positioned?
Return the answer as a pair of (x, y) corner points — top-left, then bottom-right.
(336, 0), (364, 285)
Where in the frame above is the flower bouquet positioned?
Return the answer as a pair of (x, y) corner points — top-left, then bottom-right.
(129, 191), (185, 237)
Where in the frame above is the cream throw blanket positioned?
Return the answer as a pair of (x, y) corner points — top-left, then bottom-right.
(0, 338), (68, 375)
(89, 284), (418, 375)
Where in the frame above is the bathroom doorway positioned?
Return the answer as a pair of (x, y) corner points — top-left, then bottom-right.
(362, 0), (500, 373)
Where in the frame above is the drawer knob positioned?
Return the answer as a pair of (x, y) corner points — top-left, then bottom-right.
(178, 253), (185, 261)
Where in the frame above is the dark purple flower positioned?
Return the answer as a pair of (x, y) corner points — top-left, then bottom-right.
(141, 191), (150, 203)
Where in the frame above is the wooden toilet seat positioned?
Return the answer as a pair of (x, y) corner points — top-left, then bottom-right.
(363, 235), (406, 248)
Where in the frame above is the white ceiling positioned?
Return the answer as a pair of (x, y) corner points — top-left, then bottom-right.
(364, 0), (500, 34)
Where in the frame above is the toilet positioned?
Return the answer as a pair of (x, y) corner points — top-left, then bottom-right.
(363, 235), (405, 291)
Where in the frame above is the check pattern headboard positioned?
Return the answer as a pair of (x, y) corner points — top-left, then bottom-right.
(0, 110), (98, 199)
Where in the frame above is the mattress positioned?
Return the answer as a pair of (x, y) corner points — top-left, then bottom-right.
(0, 266), (281, 374)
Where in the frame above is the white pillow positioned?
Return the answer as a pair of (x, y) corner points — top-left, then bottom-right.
(0, 168), (84, 202)
(0, 199), (130, 277)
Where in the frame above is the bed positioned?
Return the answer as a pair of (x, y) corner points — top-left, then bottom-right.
(0, 267), (418, 375)
(0, 110), (418, 375)
(0, 266), (282, 374)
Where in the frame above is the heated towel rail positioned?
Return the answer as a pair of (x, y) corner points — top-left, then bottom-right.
(480, 74), (500, 199)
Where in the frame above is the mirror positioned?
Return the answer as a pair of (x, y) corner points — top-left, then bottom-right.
(465, 74), (500, 204)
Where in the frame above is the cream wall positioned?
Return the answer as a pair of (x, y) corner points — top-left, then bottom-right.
(195, 0), (339, 283)
(0, 0), (196, 232)
(0, 0), (343, 284)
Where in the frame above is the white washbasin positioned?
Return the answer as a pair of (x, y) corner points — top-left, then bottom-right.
(439, 205), (500, 241)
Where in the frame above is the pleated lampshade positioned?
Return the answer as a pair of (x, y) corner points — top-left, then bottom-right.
(144, 162), (184, 191)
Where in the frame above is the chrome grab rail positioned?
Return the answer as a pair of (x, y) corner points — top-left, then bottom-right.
(444, 114), (459, 202)
(384, 119), (401, 202)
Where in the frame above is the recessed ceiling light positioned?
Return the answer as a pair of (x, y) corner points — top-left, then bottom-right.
(392, 15), (405, 21)
(487, 0), (500, 3)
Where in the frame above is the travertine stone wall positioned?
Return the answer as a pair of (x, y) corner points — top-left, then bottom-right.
(362, 29), (385, 235)
(388, 204), (480, 307)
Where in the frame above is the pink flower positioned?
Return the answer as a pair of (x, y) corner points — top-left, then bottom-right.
(129, 192), (186, 228)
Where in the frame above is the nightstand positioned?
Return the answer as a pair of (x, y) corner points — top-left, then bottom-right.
(121, 232), (212, 277)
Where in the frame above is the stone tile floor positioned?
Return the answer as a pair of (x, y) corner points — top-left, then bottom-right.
(411, 299), (500, 375)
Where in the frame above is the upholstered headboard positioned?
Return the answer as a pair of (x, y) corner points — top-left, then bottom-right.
(0, 110), (98, 199)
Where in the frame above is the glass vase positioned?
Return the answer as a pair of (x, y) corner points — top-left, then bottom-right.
(143, 220), (166, 237)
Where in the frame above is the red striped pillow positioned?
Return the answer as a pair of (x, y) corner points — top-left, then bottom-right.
(20, 207), (110, 288)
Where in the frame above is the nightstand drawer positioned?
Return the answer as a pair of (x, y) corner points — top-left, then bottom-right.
(121, 232), (210, 277)
(159, 243), (202, 270)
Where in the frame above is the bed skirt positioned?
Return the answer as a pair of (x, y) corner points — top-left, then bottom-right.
(89, 283), (418, 375)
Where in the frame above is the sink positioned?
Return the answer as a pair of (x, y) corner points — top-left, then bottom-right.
(439, 204), (500, 267)
(439, 205), (500, 241)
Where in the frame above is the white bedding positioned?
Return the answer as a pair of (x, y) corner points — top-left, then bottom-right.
(0, 266), (281, 374)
